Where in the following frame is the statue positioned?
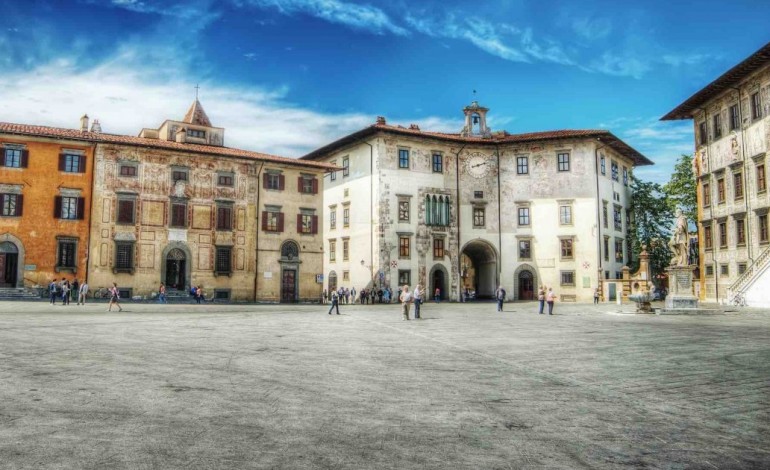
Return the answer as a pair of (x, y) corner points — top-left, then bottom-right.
(668, 209), (689, 267)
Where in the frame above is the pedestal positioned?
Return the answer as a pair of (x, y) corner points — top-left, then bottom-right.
(664, 265), (698, 310)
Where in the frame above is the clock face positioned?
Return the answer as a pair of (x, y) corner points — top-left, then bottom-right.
(466, 152), (489, 178)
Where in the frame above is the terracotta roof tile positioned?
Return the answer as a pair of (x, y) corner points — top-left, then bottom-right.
(183, 99), (213, 127)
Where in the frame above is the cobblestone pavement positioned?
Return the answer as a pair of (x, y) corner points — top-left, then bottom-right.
(0, 300), (768, 469)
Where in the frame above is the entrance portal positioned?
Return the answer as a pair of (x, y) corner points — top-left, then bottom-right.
(429, 264), (448, 301)
(0, 241), (19, 288)
(460, 240), (498, 299)
(280, 241), (300, 303)
(518, 271), (534, 300)
(281, 269), (297, 303)
(165, 248), (186, 290)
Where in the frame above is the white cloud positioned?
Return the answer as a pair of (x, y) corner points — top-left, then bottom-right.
(661, 53), (711, 67)
(588, 52), (651, 79)
(571, 16), (612, 41)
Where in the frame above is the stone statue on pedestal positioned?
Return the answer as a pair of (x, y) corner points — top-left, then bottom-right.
(668, 209), (689, 267)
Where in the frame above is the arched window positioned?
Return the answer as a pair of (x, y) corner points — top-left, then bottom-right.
(444, 197), (451, 226)
(281, 241), (299, 260)
(425, 195), (432, 225)
(438, 196), (446, 225)
(432, 195), (438, 225)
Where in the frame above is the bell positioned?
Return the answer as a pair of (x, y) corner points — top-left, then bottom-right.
(472, 115), (479, 124)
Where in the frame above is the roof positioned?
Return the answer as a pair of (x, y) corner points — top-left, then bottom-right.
(302, 122), (654, 166)
(0, 122), (337, 171)
(183, 99), (213, 127)
(661, 41), (770, 120)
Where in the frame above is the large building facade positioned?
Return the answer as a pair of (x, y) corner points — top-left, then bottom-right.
(303, 102), (652, 303)
(663, 41), (770, 306)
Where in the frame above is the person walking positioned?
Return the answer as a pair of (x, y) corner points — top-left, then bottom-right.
(108, 282), (122, 312)
(377, 289), (383, 303)
(399, 285), (412, 321)
(434, 287), (441, 303)
(322, 289), (328, 305)
(413, 284), (424, 319)
(49, 278), (58, 305)
(495, 285), (506, 312)
(537, 285), (545, 314)
(328, 289), (340, 315)
(158, 283), (167, 304)
(546, 287), (556, 315)
(72, 278), (80, 304)
(593, 288), (600, 305)
(195, 286), (205, 304)
(351, 287), (357, 303)
(61, 280), (70, 306)
(78, 280), (89, 305)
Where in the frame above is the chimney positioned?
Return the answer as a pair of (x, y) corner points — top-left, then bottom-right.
(175, 127), (187, 143)
(80, 114), (89, 132)
(90, 119), (102, 134)
(375, 116), (386, 125)
(409, 124), (420, 131)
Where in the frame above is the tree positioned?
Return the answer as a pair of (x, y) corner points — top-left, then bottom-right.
(629, 177), (673, 284)
(663, 154), (697, 227)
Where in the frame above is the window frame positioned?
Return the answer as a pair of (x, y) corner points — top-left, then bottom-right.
(703, 225), (713, 249)
(329, 240), (336, 262)
(717, 177), (725, 203)
(751, 91), (762, 121)
(3, 148), (22, 168)
(517, 207), (530, 226)
(757, 164), (767, 193)
(734, 172), (744, 200)
(432, 153), (443, 173)
(119, 163), (138, 177)
(518, 239), (532, 260)
(171, 169), (189, 183)
(433, 238), (445, 259)
(342, 157), (350, 177)
(214, 246), (233, 276)
(559, 238), (574, 260)
(398, 270), (411, 286)
(729, 104), (740, 131)
(61, 153), (84, 173)
(56, 238), (78, 270)
(217, 173), (234, 187)
(342, 239), (349, 261)
(699, 121), (707, 145)
(60, 196), (79, 220)
(398, 149), (410, 169)
(343, 207), (350, 227)
(114, 241), (135, 273)
(329, 208), (336, 230)
(759, 214), (768, 244)
(718, 222), (727, 248)
(472, 207), (485, 228)
(170, 201), (187, 228)
(216, 204), (233, 231)
(516, 156), (529, 175)
(611, 161), (619, 181)
(600, 155), (606, 175)
(116, 197), (136, 225)
(559, 205), (572, 226)
(702, 182), (711, 207)
(713, 113), (722, 139)
(398, 200), (410, 222)
(615, 238), (624, 263)
(736, 218), (746, 246)
(186, 129), (206, 139)
(399, 236), (411, 259)
(1, 193), (22, 217)
(557, 152), (570, 172)
(560, 271), (575, 286)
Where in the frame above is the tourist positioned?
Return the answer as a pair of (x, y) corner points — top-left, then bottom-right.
(328, 289), (340, 315)
(351, 287), (356, 303)
(158, 283), (167, 304)
(413, 284), (424, 319)
(537, 285), (545, 314)
(593, 288), (600, 304)
(399, 285), (412, 321)
(49, 278), (58, 305)
(77, 279), (89, 305)
(322, 289), (328, 305)
(495, 284), (506, 312)
(61, 280), (70, 306)
(383, 287), (391, 303)
(377, 289), (383, 303)
(546, 287), (556, 315)
(195, 286), (205, 304)
(72, 278), (80, 304)
(434, 287), (440, 303)
(108, 282), (122, 312)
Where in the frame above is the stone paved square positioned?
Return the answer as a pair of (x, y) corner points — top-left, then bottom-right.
(1, 301), (769, 469)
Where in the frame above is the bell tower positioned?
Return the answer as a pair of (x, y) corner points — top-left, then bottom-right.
(460, 101), (492, 138)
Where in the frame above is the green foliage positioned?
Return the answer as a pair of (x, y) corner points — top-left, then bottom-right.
(663, 154), (697, 226)
(629, 177), (673, 283)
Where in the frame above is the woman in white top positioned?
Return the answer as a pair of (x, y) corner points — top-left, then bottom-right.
(399, 285), (412, 321)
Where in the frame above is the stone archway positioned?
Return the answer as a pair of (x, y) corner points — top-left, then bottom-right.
(428, 263), (450, 301)
(0, 233), (25, 288)
(513, 264), (538, 301)
(161, 242), (192, 291)
(460, 239), (498, 299)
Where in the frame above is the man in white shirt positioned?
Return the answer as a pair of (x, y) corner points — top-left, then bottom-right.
(413, 284), (424, 319)
(78, 280), (89, 305)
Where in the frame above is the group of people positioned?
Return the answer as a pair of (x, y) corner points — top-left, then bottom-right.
(48, 278), (89, 306)
(537, 286), (557, 315)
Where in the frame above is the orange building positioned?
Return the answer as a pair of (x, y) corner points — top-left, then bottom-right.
(0, 119), (96, 289)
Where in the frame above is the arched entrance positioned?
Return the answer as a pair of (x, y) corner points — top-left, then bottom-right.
(460, 239), (498, 299)
(0, 241), (19, 288)
(429, 264), (449, 301)
(328, 271), (338, 292)
(513, 264), (538, 301)
(280, 240), (299, 303)
(161, 243), (191, 291)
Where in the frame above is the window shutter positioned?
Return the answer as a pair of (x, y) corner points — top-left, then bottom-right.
(58, 154), (66, 171)
(297, 214), (302, 233)
(17, 195), (25, 216)
(262, 173), (268, 189)
(54, 196), (62, 218)
(79, 156), (86, 173)
(312, 178), (318, 194)
(76, 197), (85, 220)
(312, 215), (318, 234)
(278, 174), (285, 190)
(277, 212), (284, 232)
(261, 211), (268, 231)
(298, 176), (303, 193)
(21, 150), (29, 168)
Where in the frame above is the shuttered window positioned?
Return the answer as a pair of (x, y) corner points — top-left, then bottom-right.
(59, 153), (85, 173)
(215, 247), (232, 275)
(1, 194), (23, 216)
(54, 196), (85, 220)
(216, 206), (233, 231)
(117, 199), (136, 224)
(170, 202), (187, 228)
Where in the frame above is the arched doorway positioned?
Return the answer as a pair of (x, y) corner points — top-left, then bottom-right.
(0, 241), (19, 288)
(429, 264), (449, 301)
(165, 248), (186, 290)
(328, 271), (338, 292)
(460, 239), (498, 299)
(280, 241), (300, 303)
(513, 264), (538, 301)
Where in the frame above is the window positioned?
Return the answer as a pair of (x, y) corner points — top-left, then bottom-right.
(187, 129), (206, 139)
(343, 207), (350, 227)
(473, 207), (485, 228)
(60, 153), (84, 173)
(433, 238), (444, 259)
(517, 156), (528, 175)
(757, 164), (766, 193)
(560, 271), (575, 286)
(432, 153), (443, 173)
(216, 205), (233, 230)
(613, 206), (622, 231)
(611, 161), (619, 181)
(261, 210), (283, 232)
(518, 207), (530, 226)
(720, 264), (729, 276)
(603, 237), (609, 261)
(117, 198), (135, 224)
(713, 113), (722, 139)
(705, 264), (714, 277)
(398, 149), (410, 169)
(3, 148), (26, 168)
(557, 152), (570, 172)
(623, 167), (629, 186)
(55, 196), (84, 220)
(702, 182), (711, 206)
(474, 191), (483, 199)
(215, 246), (232, 275)
(56, 239), (77, 269)
(600, 155), (606, 175)
(736, 218), (746, 245)
(615, 239), (624, 263)
(719, 222), (727, 248)
(426, 195), (451, 226)
(298, 176), (317, 194)
(734, 173), (744, 200)
(519, 240), (531, 260)
(759, 214), (768, 243)
(329, 240), (336, 262)
(559, 205), (572, 225)
(399, 236), (410, 258)
(398, 270), (411, 286)
(343, 271), (350, 282)
(343, 239), (349, 260)
(398, 200), (410, 222)
(119, 164), (137, 177)
(703, 225), (713, 249)
(560, 238), (573, 259)
(265, 173), (283, 190)
(172, 169), (188, 182)
(738, 263), (747, 275)
(218, 174), (234, 187)
(297, 213), (318, 234)
(717, 178), (725, 203)
(170, 201), (187, 228)
(342, 157), (349, 177)
(330, 161), (337, 181)
(751, 92), (762, 120)
(0, 194), (22, 217)
(730, 104), (740, 131)
(602, 203), (608, 229)
(329, 209), (336, 229)
(699, 121), (707, 145)
(115, 242), (134, 272)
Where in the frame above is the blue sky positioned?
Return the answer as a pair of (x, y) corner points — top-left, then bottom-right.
(1, 0), (769, 182)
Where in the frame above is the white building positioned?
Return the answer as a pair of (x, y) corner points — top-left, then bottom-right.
(302, 102), (653, 302)
(663, 41), (770, 306)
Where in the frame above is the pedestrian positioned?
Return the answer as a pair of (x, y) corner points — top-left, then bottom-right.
(322, 289), (328, 305)
(593, 288), (600, 304)
(377, 289), (383, 303)
(399, 285), (412, 321)
(351, 287), (356, 303)
(78, 279), (89, 305)
(537, 285), (545, 314)
(383, 288), (391, 303)
(495, 284), (506, 312)
(158, 283), (167, 304)
(434, 287), (440, 303)
(49, 278), (58, 305)
(328, 289), (340, 315)
(546, 287), (556, 315)
(72, 278), (80, 304)
(61, 280), (70, 306)
(108, 282), (122, 312)
(413, 284), (424, 319)
(195, 286), (205, 304)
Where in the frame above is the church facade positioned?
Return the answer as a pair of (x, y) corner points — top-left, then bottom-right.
(302, 102), (653, 303)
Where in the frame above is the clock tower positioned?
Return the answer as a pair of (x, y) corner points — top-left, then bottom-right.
(460, 101), (492, 138)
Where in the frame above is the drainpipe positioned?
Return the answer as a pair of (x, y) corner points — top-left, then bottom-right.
(253, 162), (265, 302)
(454, 143), (467, 302)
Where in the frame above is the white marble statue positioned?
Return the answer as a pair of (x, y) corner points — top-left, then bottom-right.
(668, 209), (689, 267)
